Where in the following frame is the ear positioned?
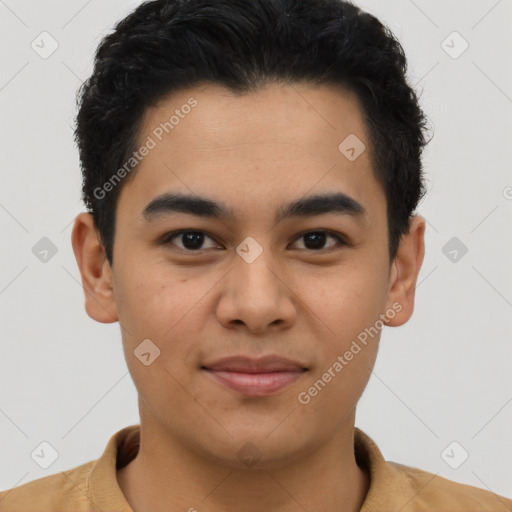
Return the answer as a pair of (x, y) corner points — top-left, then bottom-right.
(71, 212), (118, 323)
(384, 215), (426, 327)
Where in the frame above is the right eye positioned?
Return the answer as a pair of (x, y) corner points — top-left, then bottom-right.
(161, 230), (222, 253)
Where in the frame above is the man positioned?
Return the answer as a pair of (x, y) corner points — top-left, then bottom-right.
(1, 0), (510, 510)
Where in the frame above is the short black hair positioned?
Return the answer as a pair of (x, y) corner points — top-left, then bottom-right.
(75, 0), (430, 265)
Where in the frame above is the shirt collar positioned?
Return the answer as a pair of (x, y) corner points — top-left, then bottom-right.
(88, 424), (410, 511)
(89, 424), (139, 511)
(354, 427), (412, 510)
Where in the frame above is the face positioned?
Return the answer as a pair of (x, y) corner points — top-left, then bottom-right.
(73, 82), (424, 469)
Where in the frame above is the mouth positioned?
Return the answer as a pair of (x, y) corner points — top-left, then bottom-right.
(201, 355), (308, 397)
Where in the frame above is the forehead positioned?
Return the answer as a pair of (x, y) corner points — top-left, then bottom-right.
(116, 82), (384, 222)
(142, 82), (369, 157)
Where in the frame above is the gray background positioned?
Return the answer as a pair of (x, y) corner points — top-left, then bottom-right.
(1, 0), (511, 500)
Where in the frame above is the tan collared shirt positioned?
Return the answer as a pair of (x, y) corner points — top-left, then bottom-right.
(1, 424), (510, 511)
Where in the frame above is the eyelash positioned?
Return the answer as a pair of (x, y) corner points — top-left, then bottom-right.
(160, 229), (348, 254)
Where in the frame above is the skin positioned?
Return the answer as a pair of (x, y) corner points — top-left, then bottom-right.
(72, 82), (425, 512)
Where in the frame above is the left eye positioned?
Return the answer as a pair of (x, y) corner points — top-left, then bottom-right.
(161, 230), (345, 252)
(290, 231), (344, 251)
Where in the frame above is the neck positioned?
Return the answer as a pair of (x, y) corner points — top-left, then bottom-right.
(117, 407), (370, 512)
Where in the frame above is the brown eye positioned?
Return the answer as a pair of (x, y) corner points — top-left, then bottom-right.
(162, 231), (219, 252)
(291, 231), (346, 251)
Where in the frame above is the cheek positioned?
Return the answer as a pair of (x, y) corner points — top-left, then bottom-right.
(113, 269), (203, 402)
(116, 258), (188, 323)
(295, 271), (386, 419)
(114, 263), (216, 369)
(306, 264), (389, 345)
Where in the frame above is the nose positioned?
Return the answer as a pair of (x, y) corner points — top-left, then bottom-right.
(215, 247), (297, 334)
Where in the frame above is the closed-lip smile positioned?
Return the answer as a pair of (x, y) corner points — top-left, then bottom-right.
(201, 355), (308, 396)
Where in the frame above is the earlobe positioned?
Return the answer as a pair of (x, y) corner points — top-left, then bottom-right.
(71, 212), (119, 324)
(385, 215), (426, 327)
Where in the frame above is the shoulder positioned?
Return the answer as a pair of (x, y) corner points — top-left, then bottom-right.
(0, 460), (95, 512)
(390, 461), (512, 512)
(354, 427), (511, 512)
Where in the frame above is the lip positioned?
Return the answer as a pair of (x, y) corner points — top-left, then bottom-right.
(202, 355), (308, 396)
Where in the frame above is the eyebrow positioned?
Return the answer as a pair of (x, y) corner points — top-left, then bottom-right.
(142, 191), (366, 224)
